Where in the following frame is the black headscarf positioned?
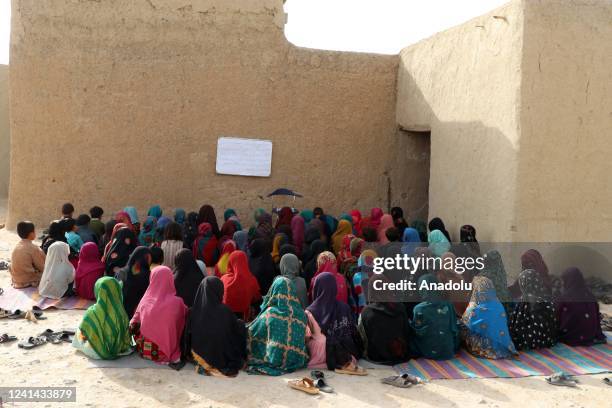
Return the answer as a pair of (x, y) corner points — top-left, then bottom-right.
(104, 227), (137, 276)
(41, 220), (67, 254)
(390, 207), (408, 237)
(119, 246), (152, 319)
(99, 220), (117, 254)
(248, 239), (277, 297)
(198, 205), (220, 238)
(428, 217), (451, 242)
(303, 239), (327, 290)
(183, 212), (200, 250)
(189, 276), (247, 376)
(279, 244), (298, 258)
(174, 249), (205, 307)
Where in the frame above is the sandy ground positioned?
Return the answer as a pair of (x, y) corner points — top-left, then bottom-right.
(0, 224), (611, 407)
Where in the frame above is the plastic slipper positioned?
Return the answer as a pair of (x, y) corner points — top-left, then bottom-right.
(7, 309), (26, 319)
(382, 374), (422, 388)
(310, 371), (333, 393)
(0, 333), (17, 343)
(0, 308), (10, 319)
(18, 336), (48, 349)
(603, 378), (611, 386)
(335, 364), (368, 376)
(288, 378), (320, 395)
(32, 306), (46, 320)
(545, 372), (578, 387)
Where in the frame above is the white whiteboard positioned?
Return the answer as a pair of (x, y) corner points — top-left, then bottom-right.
(215, 137), (273, 177)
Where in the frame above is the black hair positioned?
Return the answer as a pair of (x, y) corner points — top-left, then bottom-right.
(17, 221), (35, 239)
(48, 220), (65, 240)
(61, 203), (75, 216)
(63, 218), (76, 232)
(313, 207), (324, 217)
(164, 221), (184, 241)
(89, 206), (104, 219)
(150, 246), (164, 264)
(362, 227), (378, 243)
(385, 227), (401, 242)
(76, 214), (91, 226)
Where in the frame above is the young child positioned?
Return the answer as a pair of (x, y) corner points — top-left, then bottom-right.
(89, 206), (105, 238)
(10, 221), (46, 288)
(62, 202), (75, 220)
(76, 214), (98, 244)
(64, 218), (84, 254)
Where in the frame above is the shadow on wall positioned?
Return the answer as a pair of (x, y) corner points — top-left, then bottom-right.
(0, 64), (8, 198)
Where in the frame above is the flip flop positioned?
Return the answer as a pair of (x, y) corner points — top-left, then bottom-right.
(38, 329), (74, 344)
(0, 308), (10, 319)
(603, 378), (611, 386)
(7, 309), (26, 319)
(0, 333), (17, 343)
(288, 378), (320, 395)
(31, 306), (46, 320)
(335, 364), (368, 376)
(18, 336), (48, 349)
(545, 372), (578, 387)
(382, 374), (422, 388)
(310, 371), (333, 393)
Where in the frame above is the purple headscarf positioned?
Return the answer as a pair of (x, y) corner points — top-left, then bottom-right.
(306, 272), (353, 337)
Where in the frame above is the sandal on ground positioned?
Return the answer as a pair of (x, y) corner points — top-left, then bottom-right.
(335, 363), (368, 376)
(169, 360), (186, 371)
(0, 333), (17, 343)
(7, 309), (26, 319)
(38, 329), (74, 344)
(18, 336), (48, 349)
(310, 371), (333, 393)
(288, 378), (320, 395)
(31, 306), (46, 320)
(382, 374), (422, 388)
(603, 378), (611, 386)
(0, 308), (10, 319)
(545, 372), (578, 387)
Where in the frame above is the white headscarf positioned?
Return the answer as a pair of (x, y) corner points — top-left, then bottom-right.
(39, 241), (75, 299)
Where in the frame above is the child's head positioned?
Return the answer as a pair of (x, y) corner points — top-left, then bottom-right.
(17, 221), (36, 240)
(150, 246), (164, 265)
(89, 206), (104, 219)
(362, 227), (378, 242)
(64, 218), (77, 232)
(76, 214), (91, 227)
(164, 222), (184, 241)
(385, 227), (400, 242)
(61, 202), (75, 218)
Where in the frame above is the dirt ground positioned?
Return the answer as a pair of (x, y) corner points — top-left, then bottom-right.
(0, 223), (611, 407)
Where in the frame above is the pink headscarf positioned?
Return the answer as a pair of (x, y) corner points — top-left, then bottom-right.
(75, 242), (105, 300)
(370, 208), (384, 229)
(132, 266), (187, 362)
(291, 215), (305, 254)
(114, 211), (134, 232)
(377, 214), (395, 244)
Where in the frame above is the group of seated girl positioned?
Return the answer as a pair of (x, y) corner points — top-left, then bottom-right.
(8, 203), (607, 378)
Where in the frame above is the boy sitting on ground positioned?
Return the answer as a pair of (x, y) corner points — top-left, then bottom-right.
(10, 221), (46, 288)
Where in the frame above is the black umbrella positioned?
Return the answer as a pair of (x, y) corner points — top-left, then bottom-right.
(267, 188), (303, 198)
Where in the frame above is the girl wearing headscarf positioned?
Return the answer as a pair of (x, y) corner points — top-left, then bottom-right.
(338, 236), (363, 279)
(154, 216), (171, 244)
(401, 227), (422, 257)
(555, 267), (606, 346)
(130, 266), (187, 364)
(173, 208), (186, 226)
(118, 247), (152, 319)
(147, 205), (162, 219)
(103, 226), (137, 276)
(73, 277), (131, 360)
(300, 209), (314, 224)
(390, 207), (409, 237)
(436, 252), (471, 316)
(189, 276), (247, 377)
(123, 206), (139, 226)
(233, 230), (249, 254)
(358, 276), (412, 365)
(377, 214), (395, 244)
(223, 208), (242, 231)
(183, 212), (200, 250)
(161, 222), (184, 270)
(307, 272), (365, 374)
(41, 220), (68, 254)
(461, 276), (518, 359)
(255, 212), (275, 242)
(221, 251), (261, 319)
(410, 274), (459, 360)
(428, 217), (451, 242)
(219, 219), (239, 249)
(280, 253), (308, 307)
(39, 241), (75, 299)
(349, 210), (363, 237)
(301, 226), (321, 263)
(214, 240), (237, 277)
(360, 207), (383, 232)
(331, 219), (353, 255)
(411, 220), (428, 243)
(98, 220), (117, 255)
(275, 206), (294, 230)
(270, 233), (289, 264)
(509, 269), (558, 350)
(428, 229), (451, 257)
(247, 277), (308, 375)
(290, 215), (305, 255)
(114, 211), (135, 233)
(198, 204), (220, 238)
(353, 249), (377, 314)
(192, 223), (219, 267)
(138, 216), (157, 247)
(478, 250), (513, 316)
(310, 251), (348, 304)
(248, 239), (277, 297)
(174, 249), (205, 307)
(509, 249), (552, 299)
(303, 240), (326, 290)
(75, 242), (105, 300)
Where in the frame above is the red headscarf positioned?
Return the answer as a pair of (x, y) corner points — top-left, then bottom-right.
(309, 251), (348, 303)
(192, 223), (218, 267)
(275, 206), (294, 229)
(75, 242), (105, 300)
(337, 234), (356, 265)
(377, 214), (395, 244)
(221, 251), (261, 319)
(219, 220), (238, 249)
(350, 210), (363, 236)
(114, 211), (135, 232)
(291, 215), (305, 254)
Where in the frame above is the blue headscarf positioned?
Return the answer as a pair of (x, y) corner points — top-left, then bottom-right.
(233, 230), (249, 256)
(174, 208), (186, 225)
(138, 216), (157, 247)
(401, 227), (421, 256)
(428, 229), (451, 257)
(155, 216), (171, 243)
(147, 205), (162, 219)
(123, 207), (139, 224)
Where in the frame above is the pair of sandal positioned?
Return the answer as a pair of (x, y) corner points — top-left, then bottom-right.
(335, 362), (367, 376)
(288, 371), (333, 395)
(0, 306), (45, 321)
(545, 372), (579, 387)
(0, 333), (17, 343)
(17, 329), (75, 349)
(382, 373), (423, 388)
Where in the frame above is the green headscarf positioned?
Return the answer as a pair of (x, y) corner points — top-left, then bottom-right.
(478, 250), (512, 306)
(247, 277), (308, 376)
(79, 277), (131, 360)
(300, 209), (314, 223)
